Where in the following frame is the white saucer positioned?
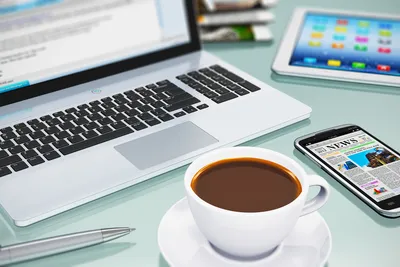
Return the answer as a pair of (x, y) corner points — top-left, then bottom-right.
(158, 198), (332, 267)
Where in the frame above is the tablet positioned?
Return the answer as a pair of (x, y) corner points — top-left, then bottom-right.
(272, 8), (400, 87)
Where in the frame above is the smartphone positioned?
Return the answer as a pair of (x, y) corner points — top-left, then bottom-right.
(295, 124), (400, 218)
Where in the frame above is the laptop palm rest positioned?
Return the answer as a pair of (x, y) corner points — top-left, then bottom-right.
(114, 122), (218, 170)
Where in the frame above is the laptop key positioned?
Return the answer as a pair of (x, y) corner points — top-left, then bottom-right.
(25, 140), (40, 149)
(15, 135), (30, 145)
(215, 88), (230, 95)
(27, 119), (39, 126)
(16, 127), (32, 135)
(0, 127), (13, 133)
(60, 127), (133, 155)
(110, 121), (126, 130)
(83, 122), (99, 131)
(65, 108), (78, 113)
(111, 113), (127, 121)
(74, 117), (90, 125)
(60, 114), (75, 122)
(70, 126), (84, 135)
(52, 140), (69, 149)
(223, 72), (244, 83)
(45, 126), (60, 135)
(208, 83), (222, 90)
(128, 101), (142, 109)
(9, 145), (25, 155)
(195, 86), (211, 94)
(27, 156), (45, 166)
(183, 106), (197, 113)
(115, 105), (129, 113)
(68, 135), (84, 144)
(138, 112), (154, 121)
(74, 110), (90, 118)
(227, 84), (242, 91)
(89, 100), (101, 106)
(210, 65), (228, 75)
(40, 115), (52, 121)
(150, 109), (166, 117)
(0, 167), (12, 177)
(97, 126), (113, 134)
(212, 92), (238, 104)
(151, 101), (166, 109)
(101, 97), (113, 103)
(82, 130), (98, 139)
(138, 105), (152, 113)
(53, 111), (65, 117)
(204, 91), (218, 99)
(14, 123), (27, 129)
(0, 140), (14, 149)
(125, 109), (140, 118)
(37, 145), (53, 154)
(0, 155), (22, 168)
(43, 151), (61, 161)
(146, 84), (157, 89)
(11, 161), (28, 172)
(131, 122), (148, 131)
(0, 150), (8, 159)
(235, 89), (250, 96)
(47, 118), (62, 126)
(31, 122), (46, 131)
(158, 113), (174, 122)
(88, 105), (103, 113)
(197, 104), (209, 110)
(87, 113), (103, 122)
(40, 136), (56, 144)
(125, 117), (140, 125)
(238, 81), (261, 92)
(78, 104), (89, 110)
(165, 93), (192, 105)
(1, 132), (16, 140)
(164, 97), (200, 112)
(21, 150), (38, 159)
(98, 118), (113, 126)
(30, 131), (45, 139)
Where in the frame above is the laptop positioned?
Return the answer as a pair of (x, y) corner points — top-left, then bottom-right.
(0, 0), (311, 226)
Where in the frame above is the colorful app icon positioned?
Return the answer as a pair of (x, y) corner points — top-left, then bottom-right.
(304, 57), (317, 64)
(378, 47), (391, 54)
(378, 39), (392, 45)
(352, 62), (366, 69)
(311, 32), (324, 38)
(355, 36), (369, 43)
(379, 30), (392, 37)
(335, 26), (347, 33)
(308, 41), (321, 47)
(379, 23), (392, 29)
(357, 28), (369, 35)
(331, 43), (344, 49)
(333, 34), (346, 41)
(328, 60), (341, 67)
(313, 25), (326, 32)
(354, 44), (368, 52)
(337, 19), (348, 25)
(358, 21), (370, 27)
(377, 65), (391, 71)
(314, 18), (328, 24)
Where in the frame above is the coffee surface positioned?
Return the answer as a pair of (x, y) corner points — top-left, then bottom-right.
(192, 158), (301, 212)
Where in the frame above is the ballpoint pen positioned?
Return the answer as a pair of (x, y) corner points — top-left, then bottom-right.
(0, 227), (135, 266)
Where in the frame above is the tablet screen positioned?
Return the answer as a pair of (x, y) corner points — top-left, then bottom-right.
(290, 13), (400, 76)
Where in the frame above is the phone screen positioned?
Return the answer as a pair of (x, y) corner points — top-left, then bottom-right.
(301, 126), (400, 208)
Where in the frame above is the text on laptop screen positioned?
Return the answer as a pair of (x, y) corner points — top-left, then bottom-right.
(290, 13), (400, 77)
(0, 0), (190, 94)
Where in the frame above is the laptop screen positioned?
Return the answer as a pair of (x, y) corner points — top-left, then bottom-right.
(0, 0), (191, 95)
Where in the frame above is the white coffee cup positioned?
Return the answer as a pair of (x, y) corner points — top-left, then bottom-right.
(184, 147), (330, 258)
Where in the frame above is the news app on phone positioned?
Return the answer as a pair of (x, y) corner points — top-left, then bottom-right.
(306, 130), (400, 202)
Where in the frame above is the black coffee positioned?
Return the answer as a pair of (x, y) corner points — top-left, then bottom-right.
(191, 158), (302, 212)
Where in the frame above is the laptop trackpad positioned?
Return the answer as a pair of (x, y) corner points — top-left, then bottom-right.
(114, 122), (218, 170)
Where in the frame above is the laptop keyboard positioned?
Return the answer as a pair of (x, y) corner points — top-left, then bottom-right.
(0, 65), (261, 177)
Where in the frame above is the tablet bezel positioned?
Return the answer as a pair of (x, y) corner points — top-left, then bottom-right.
(272, 8), (400, 87)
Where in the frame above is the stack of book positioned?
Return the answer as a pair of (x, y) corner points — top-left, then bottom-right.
(196, 0), (278, 43)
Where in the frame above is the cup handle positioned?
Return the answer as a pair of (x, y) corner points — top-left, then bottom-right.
(300, 174), (330, 217)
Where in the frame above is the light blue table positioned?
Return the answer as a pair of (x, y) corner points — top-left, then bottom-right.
(1, 0), (399, 266)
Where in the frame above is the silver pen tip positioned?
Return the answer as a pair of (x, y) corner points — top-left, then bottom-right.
(130, 228), (136, 232)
